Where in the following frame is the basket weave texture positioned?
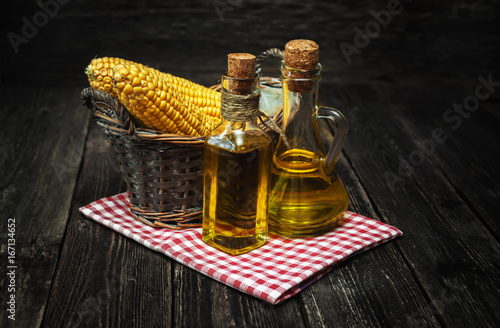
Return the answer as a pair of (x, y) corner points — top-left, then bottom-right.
(82, 49), (284, 229)
(82, 88), (207, 229)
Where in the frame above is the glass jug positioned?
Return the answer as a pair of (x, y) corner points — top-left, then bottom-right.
(268, 61), (349, 237)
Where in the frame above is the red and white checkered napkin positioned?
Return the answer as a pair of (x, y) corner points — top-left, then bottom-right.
(79, 192), (402, 304)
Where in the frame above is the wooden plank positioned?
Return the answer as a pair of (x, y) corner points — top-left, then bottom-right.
(322, 84), (500, 327)
(375, 83), (500, 238)
(171, 260), (308, 327)
(42, 223), (175, 328)
(0, 87), (89, 328)
(39, 117), (156, 327)
(294, 154), (440, 328)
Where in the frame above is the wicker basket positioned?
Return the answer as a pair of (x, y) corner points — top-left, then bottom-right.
(82, 49), (284, 229)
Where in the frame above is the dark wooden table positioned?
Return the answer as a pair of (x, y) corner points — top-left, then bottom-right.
(1, 1), (499, 327)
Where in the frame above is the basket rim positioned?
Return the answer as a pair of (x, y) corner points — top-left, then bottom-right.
(82, 76), (282, 146)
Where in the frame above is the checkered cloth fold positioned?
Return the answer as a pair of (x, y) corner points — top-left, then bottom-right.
(79, 192), (402, 304)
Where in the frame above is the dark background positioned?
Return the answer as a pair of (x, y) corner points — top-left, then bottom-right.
(2, 0), (499, 91)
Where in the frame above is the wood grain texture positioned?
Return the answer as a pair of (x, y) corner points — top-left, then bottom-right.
(172, 260), (308, 327)
(375, 84), (500, 238)
(40, 118), (177, 328)
(323, 84), (500, 327)
(297, 155), (442, 328)
(0, 87), (89, 328)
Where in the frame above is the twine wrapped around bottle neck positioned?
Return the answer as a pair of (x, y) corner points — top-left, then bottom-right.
(220, 91), (260, 122)
(220, 90), (290, 148)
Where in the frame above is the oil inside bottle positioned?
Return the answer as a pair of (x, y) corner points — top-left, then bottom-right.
(202, 134), (272, 255)
(269, 149), (349, 237)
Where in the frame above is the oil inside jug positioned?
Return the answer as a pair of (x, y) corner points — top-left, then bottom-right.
(269, 149), (349, 237)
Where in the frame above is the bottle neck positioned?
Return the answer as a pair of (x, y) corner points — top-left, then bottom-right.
(220, 74), (260, 123)
(221, 74), (259, 95)
(280, 61), (322, 93)
(279, 62), (322, 132)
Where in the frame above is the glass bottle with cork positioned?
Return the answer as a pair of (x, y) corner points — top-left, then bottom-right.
(269, 39), (350, 238)
(202, 53), (272, 255)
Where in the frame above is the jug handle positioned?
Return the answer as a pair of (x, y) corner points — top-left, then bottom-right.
(316, 106), (348, 166)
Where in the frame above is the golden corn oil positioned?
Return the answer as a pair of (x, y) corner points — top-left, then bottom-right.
(269, 149), (349, 237)
(202, 134), (272, 255)
(203, 53), (272, 254)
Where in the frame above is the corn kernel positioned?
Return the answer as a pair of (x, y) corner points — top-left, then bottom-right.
(86, 57), (222, 136)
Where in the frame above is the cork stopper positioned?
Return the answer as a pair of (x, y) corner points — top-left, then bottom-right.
(227, 53), (256, 94)
(284, 39), (319, 70)
(282, 39), (320, 93)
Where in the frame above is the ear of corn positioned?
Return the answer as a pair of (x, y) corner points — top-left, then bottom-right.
(85, 57), (221, 136)
(85, 57), (136, 99)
